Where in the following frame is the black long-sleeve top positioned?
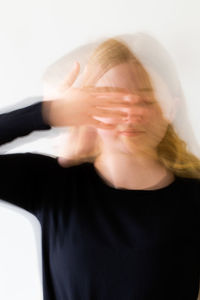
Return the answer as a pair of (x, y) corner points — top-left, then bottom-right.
(0, 99), (200, 300)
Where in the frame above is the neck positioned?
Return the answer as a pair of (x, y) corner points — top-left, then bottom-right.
(94, 152), (174, 190)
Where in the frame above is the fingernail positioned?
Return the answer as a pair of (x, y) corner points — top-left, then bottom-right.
(123, 95), (133, 101)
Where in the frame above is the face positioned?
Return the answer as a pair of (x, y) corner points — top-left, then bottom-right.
(94, 62), (178, 158)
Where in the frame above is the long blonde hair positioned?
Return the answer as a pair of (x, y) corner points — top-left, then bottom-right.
(59, 37), (200, 180)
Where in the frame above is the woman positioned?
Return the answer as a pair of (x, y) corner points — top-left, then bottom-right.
(1, 35), (200, 300)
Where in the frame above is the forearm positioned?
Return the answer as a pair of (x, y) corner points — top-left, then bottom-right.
(41, 99), (69, 127)
(0, 99), (51, 146)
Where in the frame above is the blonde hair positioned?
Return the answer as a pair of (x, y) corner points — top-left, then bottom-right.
(59, 38), (200, 180)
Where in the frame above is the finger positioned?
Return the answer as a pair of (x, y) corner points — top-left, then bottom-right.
(96, 93), (140, 103)
(80, 87), (137, 104)
(94, 107), (127, 118)
(60, 62), (80, 90)
(67, 61), (80, 87)
(91, 119), (116, 130)
(93, 101), (132, 110)
(97, 102), (131, 110)
(82, 86), (130, 94)
(57, 157), (77, 167)
(81, 86), (131, 96)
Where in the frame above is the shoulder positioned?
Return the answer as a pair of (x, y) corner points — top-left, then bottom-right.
(0, 152), (61, 176)
(177, 176), (200, 197)
(178, 176), (200, 209)
(0, 152), (59, 168)
(176, 176), (200, 189)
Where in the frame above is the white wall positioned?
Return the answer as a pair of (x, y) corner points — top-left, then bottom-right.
(0, 0), (199, 299)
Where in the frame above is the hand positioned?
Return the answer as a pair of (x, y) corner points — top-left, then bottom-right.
(42, 61), (138, 168)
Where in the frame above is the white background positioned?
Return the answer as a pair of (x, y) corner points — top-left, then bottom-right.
(0, 0), (200, 299)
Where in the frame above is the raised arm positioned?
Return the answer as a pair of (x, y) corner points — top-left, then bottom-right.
(0, 98), (61, 215)
(0, 100), (51, 146)
(0, 62), (82, 215)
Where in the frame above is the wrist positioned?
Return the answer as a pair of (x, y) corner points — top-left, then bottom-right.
(42, 100), (54, 126)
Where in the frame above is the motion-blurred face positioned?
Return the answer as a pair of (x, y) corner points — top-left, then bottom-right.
(94, 62), (176, 157)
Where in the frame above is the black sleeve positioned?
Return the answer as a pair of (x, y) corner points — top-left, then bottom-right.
(0, 100), (51, 146)
(0, 99), (59, 215)
(0, 152), (59, 215)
